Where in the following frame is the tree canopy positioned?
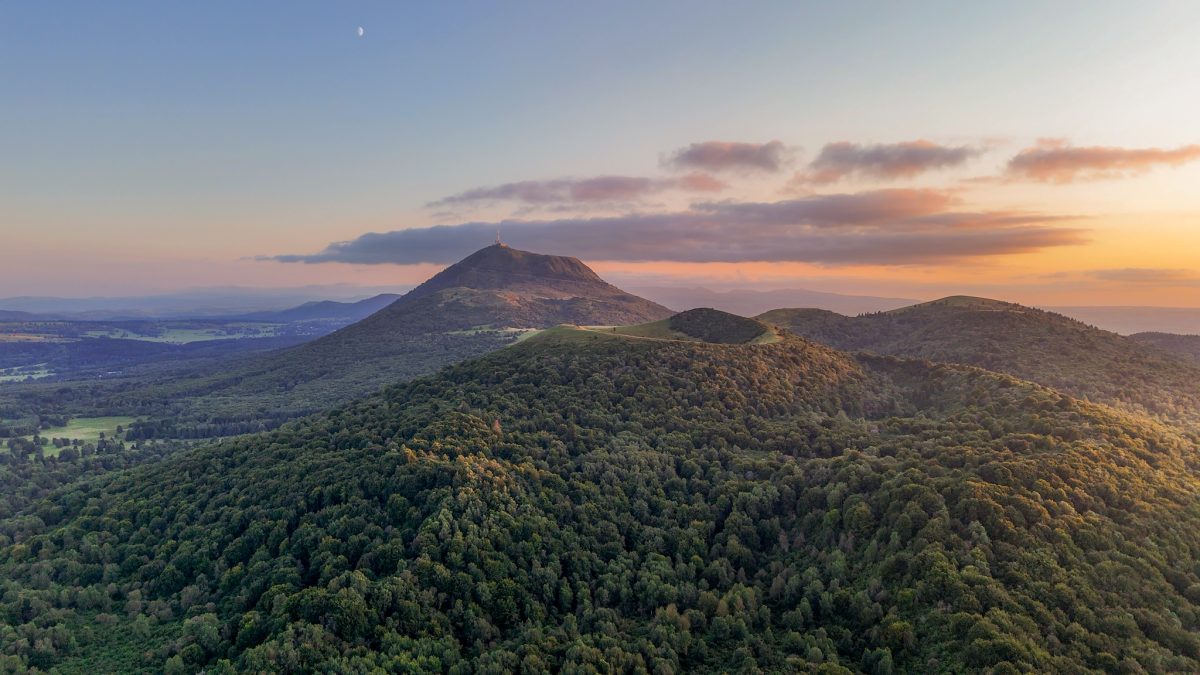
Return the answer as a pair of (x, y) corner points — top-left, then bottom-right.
(3, 328), (1199, 672)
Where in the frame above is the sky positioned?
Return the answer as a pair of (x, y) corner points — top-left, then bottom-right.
(3, 1), (1200, 306)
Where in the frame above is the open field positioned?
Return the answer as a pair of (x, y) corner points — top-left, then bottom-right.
(82, 323), (284, 344)
(20, 416), (137, 453)
(0, 332), (72, 343)
(0, 364), (54, 383)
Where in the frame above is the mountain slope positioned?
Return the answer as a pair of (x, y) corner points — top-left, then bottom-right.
(408, 244), (629, 301)
(4, 329), (1200, 672)
(220, 244), (671, 396)
(111, 245), (671, 437)
(366, 244), (671, 326)
(760, 296), (1200, 424)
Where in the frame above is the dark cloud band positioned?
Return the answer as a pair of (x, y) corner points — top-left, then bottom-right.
(269, 189), (1085, 267)
(665, 141), (791, 173)
(798, 140), (982, 183)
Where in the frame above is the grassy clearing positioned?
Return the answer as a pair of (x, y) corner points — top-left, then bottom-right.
(579, 320), (691, 341)
(747, 327), (782, 344)
(605, 319), (689, 340)
(0, 364), (54, 383)
(19, 416), (137, 455)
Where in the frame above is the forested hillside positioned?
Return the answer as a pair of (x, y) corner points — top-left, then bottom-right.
(760, 296), (1200, 425)
(1131, 332), (1200, 364)
(3, 326), (1199, 672)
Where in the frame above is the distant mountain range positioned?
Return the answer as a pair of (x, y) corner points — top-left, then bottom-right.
(0, 285), (413, 320)
(228, 293), (403, 323)
(0, 295), (411, 382)
(6, 283), (1200, 335)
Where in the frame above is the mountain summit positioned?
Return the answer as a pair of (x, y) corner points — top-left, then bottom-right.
(407, 244), (617, 300)
(356, 244), (672, 331)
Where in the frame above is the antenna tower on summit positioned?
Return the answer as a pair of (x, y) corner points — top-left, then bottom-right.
(495, 227), (506, 247)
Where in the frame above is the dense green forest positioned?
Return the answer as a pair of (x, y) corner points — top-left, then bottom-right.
(3, 321), (1199, 672)
(760, 296), (1200, 426)
(0, 437), (184, 522)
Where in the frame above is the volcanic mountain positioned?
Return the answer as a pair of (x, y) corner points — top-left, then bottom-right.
(342, 243), (672, 335)
(119, 244), (673, 437)
(760, 295), (1200, 424)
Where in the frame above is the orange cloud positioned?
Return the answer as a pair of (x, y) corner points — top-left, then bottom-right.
(677, 171), (729, 192)
(1006, 139), (1200, 182)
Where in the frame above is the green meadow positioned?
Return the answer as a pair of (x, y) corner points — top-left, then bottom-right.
(20, 416), (137, 454)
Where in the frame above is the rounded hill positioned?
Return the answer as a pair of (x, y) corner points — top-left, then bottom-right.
(667, 307), (771, 344)
(760, 295), (1200, 424)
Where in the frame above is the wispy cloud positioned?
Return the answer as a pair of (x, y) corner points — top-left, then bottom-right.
(664, 140), (792, 173)
(269, 189), (1086, 267)
(794, 140), (982, 184)
(1006, 139), (1200, 182)
(1088, 268), (1200, 285)
(428, 173), (726, 208)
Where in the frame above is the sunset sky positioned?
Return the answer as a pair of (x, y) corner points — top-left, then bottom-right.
(3, 2), (1200, 305)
